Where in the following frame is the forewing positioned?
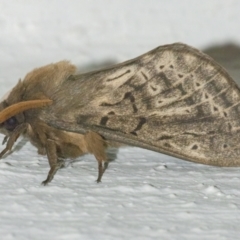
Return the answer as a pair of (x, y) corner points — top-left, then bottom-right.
(42, 43), (240, 166)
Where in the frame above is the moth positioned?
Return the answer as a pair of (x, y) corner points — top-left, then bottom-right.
(0, 43), (239, 185)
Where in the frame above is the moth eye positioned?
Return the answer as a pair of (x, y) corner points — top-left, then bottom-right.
(4, 117), (18, 131)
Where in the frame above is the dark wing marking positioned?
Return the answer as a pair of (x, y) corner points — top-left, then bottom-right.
(41, 43), (240, 167)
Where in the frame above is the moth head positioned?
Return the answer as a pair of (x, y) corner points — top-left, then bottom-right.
(0, 98), (52, 136)
(0, 101), (19, 136)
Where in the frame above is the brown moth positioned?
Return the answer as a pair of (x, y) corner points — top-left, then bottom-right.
(0, 43), (239, 185)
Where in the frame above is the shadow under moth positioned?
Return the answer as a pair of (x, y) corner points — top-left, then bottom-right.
(0, 43), (239, 185)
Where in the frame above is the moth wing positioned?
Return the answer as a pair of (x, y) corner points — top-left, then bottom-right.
(42, 43), (240, 166)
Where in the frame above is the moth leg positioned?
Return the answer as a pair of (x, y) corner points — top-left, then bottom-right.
(101, 148), (118, 174)
(0, 123), (28, 158)
(103, 162), (109, 173)
(84, 131), (107, 183)
(41, 139), (64, 185)
(2, 136), (8, 145)
(95, 157), (110, 183)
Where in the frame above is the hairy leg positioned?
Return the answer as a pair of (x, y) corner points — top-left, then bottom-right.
(42, 139), (64, 185)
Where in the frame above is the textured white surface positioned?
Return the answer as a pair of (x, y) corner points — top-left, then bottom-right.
(0, 1), (240, 240)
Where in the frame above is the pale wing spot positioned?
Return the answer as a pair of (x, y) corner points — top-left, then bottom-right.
(172, 52), (201, 73)
(156, 51), (173, 70)
(189, 150), (206, 159)
(140, 52), (156, 65)
(231, 89), (240, 101)
(184, 54), (199, 64)
(205, 64), (218, 73)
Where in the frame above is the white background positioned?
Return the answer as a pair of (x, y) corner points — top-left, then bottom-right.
(0, 1), (240, 239)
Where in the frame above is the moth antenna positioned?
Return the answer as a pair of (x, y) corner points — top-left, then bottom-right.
(0, 99), (52, 123)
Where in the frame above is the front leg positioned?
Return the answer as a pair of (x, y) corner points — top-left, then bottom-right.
(41, 139), (64, 185)
(0, 123), (28, 158)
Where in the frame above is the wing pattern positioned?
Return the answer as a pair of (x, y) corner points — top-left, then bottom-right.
(42, 43), (240, 166)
